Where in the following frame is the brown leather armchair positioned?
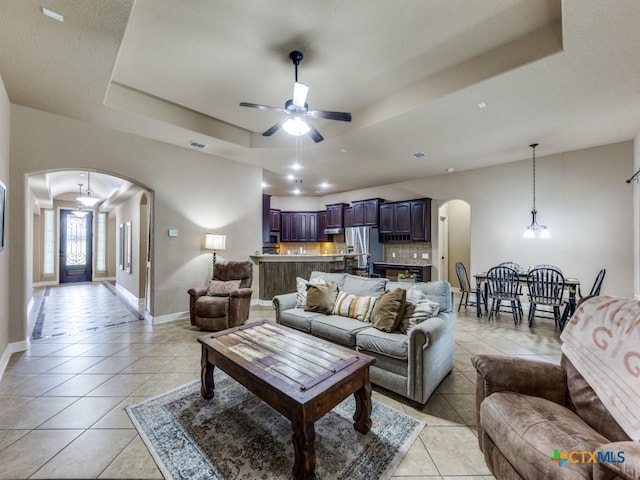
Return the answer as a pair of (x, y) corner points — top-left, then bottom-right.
(188, 260), (253, 331)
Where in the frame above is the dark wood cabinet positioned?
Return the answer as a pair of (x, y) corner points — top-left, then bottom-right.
(290, 212), (307, 241)
(378, 198), (431, 242)
(393, 202), (411, 234)
(307, 212), (318, 241)
(379, 204), (394, 234)
(410, 199), (431, 241)
(317, 211), (330, 242)
(326, 203), (348, 228)
(262, 194), (271, 243)
(280, 212), (292, 241)
(269, 209), (280, 232)
(352, 198), (382, 227)
(280, 211), (320, 242)
(343, 207), (354, 228)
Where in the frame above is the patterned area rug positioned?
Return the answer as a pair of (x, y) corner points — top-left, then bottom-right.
(127, 373), (424, 480)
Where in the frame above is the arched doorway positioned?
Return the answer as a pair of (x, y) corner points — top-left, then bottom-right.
(438, 199), (471, 288)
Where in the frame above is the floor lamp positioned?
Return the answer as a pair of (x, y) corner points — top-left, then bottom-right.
(205, 233), (226, 277)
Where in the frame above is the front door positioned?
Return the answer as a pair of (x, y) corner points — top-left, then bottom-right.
(59, 210), (93, 283)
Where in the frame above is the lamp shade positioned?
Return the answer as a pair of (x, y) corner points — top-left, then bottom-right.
(205, 233), (226, 250)
(282, 117), (310, 136)
(76, 195), (101, 207)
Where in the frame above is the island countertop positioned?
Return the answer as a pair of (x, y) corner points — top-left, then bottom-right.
(251, 254), (361, 263)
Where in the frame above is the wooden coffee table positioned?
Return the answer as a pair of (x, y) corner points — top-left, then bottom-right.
(198, 321), (375, 480)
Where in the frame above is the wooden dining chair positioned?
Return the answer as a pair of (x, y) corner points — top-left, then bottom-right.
(486, 266), (521, 324)
(455, 261), (482, 311)
(579, 268), (606, 298)
(498, 261), (520, 271)
(526, 267), (567, 328)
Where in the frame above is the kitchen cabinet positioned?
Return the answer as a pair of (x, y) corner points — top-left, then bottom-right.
(262, 194), (271, 243)
(352, 198), (383, 227)
(269, 209), (280, 232)
(343, 207), (354, 228)
(280, 212), (318, 242)
(317, 211), (330, 241)
(326, 203), (348, 228)
(378, 198), (431, 242)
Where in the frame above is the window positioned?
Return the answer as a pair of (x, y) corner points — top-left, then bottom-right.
(43, 209), (55, 275)
(96, 212), (106, 272)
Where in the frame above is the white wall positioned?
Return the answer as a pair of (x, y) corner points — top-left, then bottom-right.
(0, 75), (10, 373)
(9, 105), (262, 343)
(279, 142), (634, 297)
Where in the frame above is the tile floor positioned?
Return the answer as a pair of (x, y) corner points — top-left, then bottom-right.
(0, 283), (564, 479)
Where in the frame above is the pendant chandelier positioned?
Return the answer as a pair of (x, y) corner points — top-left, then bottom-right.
(72, 183), (90, 218)
(76, 171), (101, 207)
(523, 143), (551, 239)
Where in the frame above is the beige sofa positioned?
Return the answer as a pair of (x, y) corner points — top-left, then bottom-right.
(272, 271), (456, 405)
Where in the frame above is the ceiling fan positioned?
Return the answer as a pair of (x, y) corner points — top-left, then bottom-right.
(240, 50), (352, 143)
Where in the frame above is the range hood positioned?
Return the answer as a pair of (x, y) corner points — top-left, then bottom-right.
(323, 227), (343, 235)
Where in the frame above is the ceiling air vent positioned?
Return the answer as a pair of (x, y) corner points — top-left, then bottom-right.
(188, 140), (208, 149)
(412, 151), (427, 158)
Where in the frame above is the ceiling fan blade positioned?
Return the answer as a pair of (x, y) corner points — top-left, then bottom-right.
(307, 124), (324, 143)
(262, 120), (287, 137)
(292, 82), (309, 108)
(308, 109), (352, 122)
(240, 102), (288, 114)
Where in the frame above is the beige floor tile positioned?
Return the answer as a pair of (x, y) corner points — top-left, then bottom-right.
(79, 343), (130, 357)
(83, 356), (140, 374)
(392, 436), (440, 476)
(86, 373), (154, 396)
(0, 429), (83, 480)
(43, 373), (113, 396)
(421, 426), (491, 476)
(48, 343), (104, 357)
(442, 394), (477, 426)
(120, 355), (174, 374)
(112, 343), (162, 357)
(0, 373), (36, 395)
(402, 393), (465, 427)
(5, 373), (75, 396)
(7, 356), (72, 374)
(436, 372), (476, 394)
(45, 355), (109, 374)
(0, 429), (28, 451)
(455, 342), (503, 355)
(31, 429), (137, 479)
(453, 353), (475, 372)
(91, 396), (148, 429)
(0, 396), (77, 429)
(99, 436), (163, 479)
(165, 355), (201, 373)
(442, 476), (495, 480)
(22, 343), (67, 356)
(38, 396), (125, 429)
(130, 372), (198, 396)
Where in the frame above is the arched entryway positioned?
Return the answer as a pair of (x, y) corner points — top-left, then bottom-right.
(437, 199), (471, 288)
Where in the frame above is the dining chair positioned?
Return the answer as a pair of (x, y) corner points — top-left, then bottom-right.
(498, 261), (520, 271)
(579, 268), (606, 298)
(534, 264), (562, 273)
(455, 261), (482, 311)
(526, 267), (567, 328)
(486, 266), (521, 324)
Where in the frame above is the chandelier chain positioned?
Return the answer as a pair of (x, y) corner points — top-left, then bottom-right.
(530, 143), (538, 210)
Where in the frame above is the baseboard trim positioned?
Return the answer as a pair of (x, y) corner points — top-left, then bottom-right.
(33, 280), (58, 288)
(150, 311), (189, 325)
(115, 284), (142, 311)
(0, 339), (30, 382)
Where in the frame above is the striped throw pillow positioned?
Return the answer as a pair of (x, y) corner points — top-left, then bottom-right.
(332, 291), (377, 322)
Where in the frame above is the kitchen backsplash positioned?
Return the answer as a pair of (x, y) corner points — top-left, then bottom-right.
(383, 242), (432, 265)
(279, 242), (342, 255)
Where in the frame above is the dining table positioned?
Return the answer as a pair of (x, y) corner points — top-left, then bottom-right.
(473, 271), (581, 319)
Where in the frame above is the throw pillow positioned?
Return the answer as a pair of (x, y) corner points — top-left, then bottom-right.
(397, 286), (440, 334)
(295, 276), (326, 308)
(370, 288), (407, 332)
(206, 279), (241, 296)
(332, 291), (378, 322)
(304, 282), (339, 314)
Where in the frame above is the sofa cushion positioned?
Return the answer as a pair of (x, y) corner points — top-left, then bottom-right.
(397, 287), (440, 334)
(310, 315), (371, 347)
(278, 308), (323, 333)
(195, 295), (229, 317)
(332, 291), (377, 322)
(481, 391), (609, 480)
(342, 274), (387, 296)
(206, 279), (241, 296)
(295, 276), (326, 308)
(304, 282), (338, 314)
(386, 280), (452, 313)
(356, 327), (408, 360)
(371, 288), (406, 332)
(310, 271), (347, 289)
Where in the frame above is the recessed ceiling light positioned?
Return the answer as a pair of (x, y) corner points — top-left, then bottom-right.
(319, 182), (330, 189)
(261, 182), (268, 188)
(293, 188), (301, 195)
(478, 102), (487, 109)
(42, 7), (64, 22)
(446, 167), (455, 173)
(291, 163), (302, 170)
(286, 174), (295, 181)
(412, 151), (427, 158)
(340, 149), (347, 153)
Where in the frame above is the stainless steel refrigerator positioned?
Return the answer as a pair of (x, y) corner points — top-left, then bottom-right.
(344, 227), (383, 275)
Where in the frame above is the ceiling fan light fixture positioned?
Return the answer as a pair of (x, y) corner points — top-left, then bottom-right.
(292, 82), (309, 108)
(283, 117), (310, 136)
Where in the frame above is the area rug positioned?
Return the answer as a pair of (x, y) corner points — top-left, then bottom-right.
(127, 372), (424, 480)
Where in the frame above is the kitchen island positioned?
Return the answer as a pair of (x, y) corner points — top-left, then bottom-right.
(251, 254), (359, 300)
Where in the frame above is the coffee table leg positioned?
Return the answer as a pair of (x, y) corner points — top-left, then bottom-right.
(200, 346), (215, 400)
(353, 371), (372, 434)
(292, 412), (316, 480)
